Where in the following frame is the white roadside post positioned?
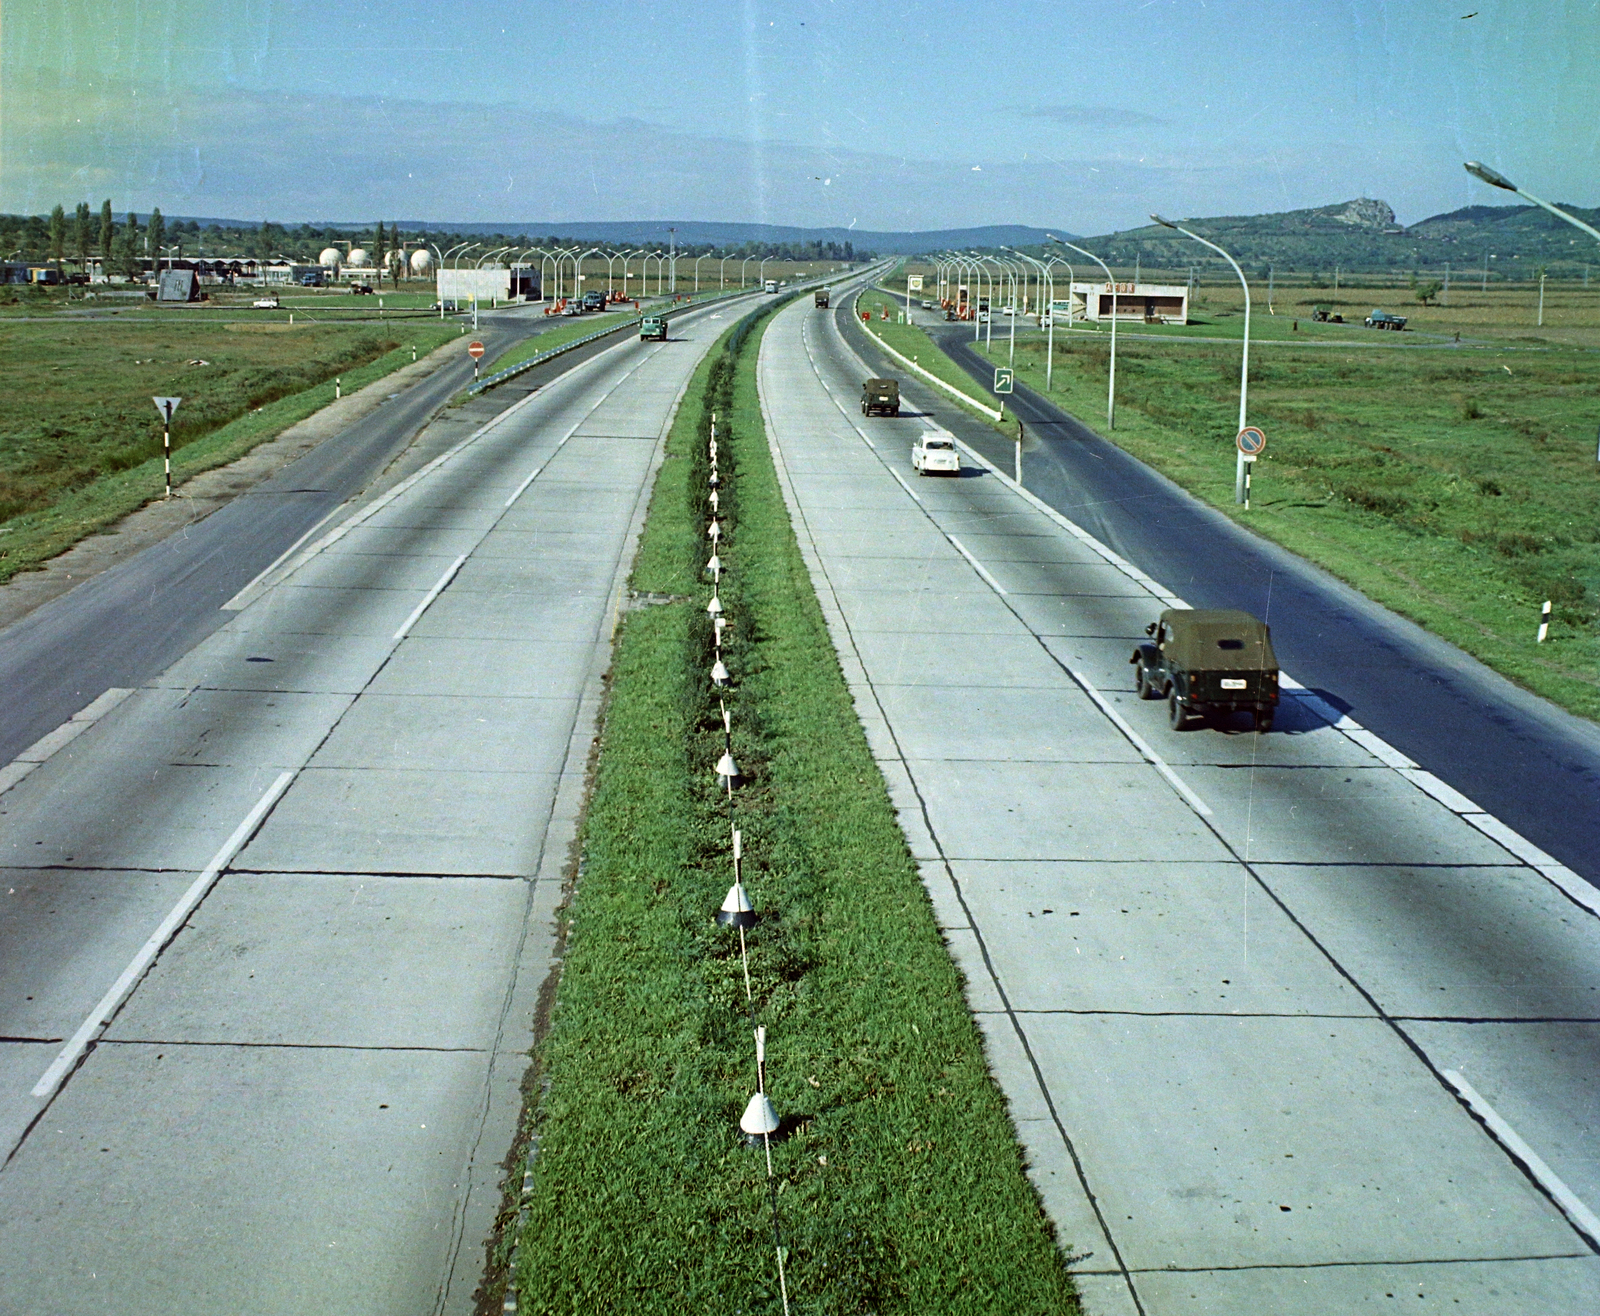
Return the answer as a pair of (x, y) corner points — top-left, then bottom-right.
(1152, 215), (1252, 501)
(152, 396), (181, 498)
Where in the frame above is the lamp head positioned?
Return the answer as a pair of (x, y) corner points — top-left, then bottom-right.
(1151, 214), (1177, 229)
(1464, 161), (1517, 191)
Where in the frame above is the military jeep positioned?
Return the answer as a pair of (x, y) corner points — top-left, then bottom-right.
(1131, 608), (1280, 732)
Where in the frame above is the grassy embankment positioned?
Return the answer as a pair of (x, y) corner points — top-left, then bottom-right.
(0, 317), (460, 582)
(502, 300), (1079, 1312)
(958, 315), (1600, 722)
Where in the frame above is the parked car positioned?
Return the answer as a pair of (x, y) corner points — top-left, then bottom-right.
(640, 314), (667, 341)
(351, 283), (374, 295)
(920, 299), (934, 309)
(1364, 308), (1406, 330)
(253, 296), (280, 309)
(911, 431), (960, 475)
(1130, 608), (1279, 731)
(861, 378), (900, 416)
(561, 298), (582, 316)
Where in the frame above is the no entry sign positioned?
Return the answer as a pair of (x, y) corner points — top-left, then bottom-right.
(467, 340), (485, 360)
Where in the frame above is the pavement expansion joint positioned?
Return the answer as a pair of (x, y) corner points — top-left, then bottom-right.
(227, 867), (532, 881)
(99, 1038), (491, 1054)
(1124, 1252), (1594, 1275)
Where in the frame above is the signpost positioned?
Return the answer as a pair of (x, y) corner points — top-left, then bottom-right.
(468, 339), (485, 381)
(993, 366), (1014, 394)
(152, 397), (181, 498)
(907, 272), (922, 324)
(1236, 426), (1267, 508)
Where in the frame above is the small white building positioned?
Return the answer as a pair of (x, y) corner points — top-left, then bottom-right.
(436, 266), (540, 309)
(1068, 281), (1188, 325)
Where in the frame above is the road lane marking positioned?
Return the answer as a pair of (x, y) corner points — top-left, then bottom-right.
(0, 688), (135, 800)
(945, 534), (1007, 595)
(1442, 1069), (1600, 1247)
(220, 504), (348, 610)
(393, 554), (468, 641)
(504, 461), (547, 507)
(888, 468), (922, 503)
(32, 770), (295, 1100)
(1068, 668), (1214, 817)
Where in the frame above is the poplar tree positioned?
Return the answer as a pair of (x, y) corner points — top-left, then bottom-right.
(373, 220), (386, 286)
(48, 205), (66, 274)
(122, 211), (142, 280)
(100, 200), (114, 265)
(148, 207), (165, 270)
(75, 202), (93, 269)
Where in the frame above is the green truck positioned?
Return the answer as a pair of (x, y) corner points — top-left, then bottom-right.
(640, 314), (667, 341)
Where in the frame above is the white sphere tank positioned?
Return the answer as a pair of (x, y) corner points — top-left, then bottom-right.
(318, 247), (342, 268)
(409, 249), (433, 274)
(346, 248), (370, 267)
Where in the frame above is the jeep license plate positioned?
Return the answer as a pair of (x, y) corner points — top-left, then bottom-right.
(1220, 678), (1248, 690)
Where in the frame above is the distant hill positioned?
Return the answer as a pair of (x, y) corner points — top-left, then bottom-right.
(1013, 197), (1600, 279)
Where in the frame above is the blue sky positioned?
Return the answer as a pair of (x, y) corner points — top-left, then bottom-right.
(3, 0), (1597, 233)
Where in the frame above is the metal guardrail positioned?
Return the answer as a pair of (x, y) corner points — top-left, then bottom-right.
(463, 288), (755, 397)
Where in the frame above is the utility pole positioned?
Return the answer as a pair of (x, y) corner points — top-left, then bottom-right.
(1443, 261), (1450, 305)
(668, 227), (677, 294)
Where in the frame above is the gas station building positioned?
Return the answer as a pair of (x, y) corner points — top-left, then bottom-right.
(1068, 281), (1188, 324)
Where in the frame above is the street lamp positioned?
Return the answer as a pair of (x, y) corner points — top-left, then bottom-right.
(1005, 247), (1064, 390)
(759, 256), (772, 288)
(1151, 214), (1252, 502)
(1049, 235), (1119, 430)
(719, 253), (730, 289)
(1465, 162), (1600, 243)
(694, 253), (708, 294)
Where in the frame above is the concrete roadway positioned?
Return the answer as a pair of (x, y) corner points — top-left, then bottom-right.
(0, 295), (747, 1313)
(892, 291), (1600, 889)
(759, 292), (1600, 1313)
(0, 303), (647, 766)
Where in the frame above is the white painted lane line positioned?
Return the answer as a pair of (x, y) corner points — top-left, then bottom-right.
(946, 534), (1007, 595)
(32, 770), (295, 1100)
(504, 461), (547, 508)
(888, 467), (922, 503)
(392, 554), (468, 642)
(1442, 1069), (1600, 1247)
(1396, 768), (1481, 814)
(0, 688), (135, 799)
(1068, 668), (1215, 818)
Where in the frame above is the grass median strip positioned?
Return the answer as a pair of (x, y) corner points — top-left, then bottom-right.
(504, 300), (1080, 1312)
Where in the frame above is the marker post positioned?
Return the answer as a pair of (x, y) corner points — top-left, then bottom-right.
(152, 397), (182, 498)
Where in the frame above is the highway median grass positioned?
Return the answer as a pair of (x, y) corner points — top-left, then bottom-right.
(500, 299), (1080, 1313)
(0, 318), (459, 583)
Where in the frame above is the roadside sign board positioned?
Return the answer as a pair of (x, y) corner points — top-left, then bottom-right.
(993, 366), (1014, 395)
(1236, 426), (1266, 458)
(152, 396), (182, 420)
(467, 340), (485, 359)
(907, 275), (923, 290)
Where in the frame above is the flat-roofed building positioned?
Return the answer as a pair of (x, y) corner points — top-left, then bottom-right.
(1068, 281), (1188, 324)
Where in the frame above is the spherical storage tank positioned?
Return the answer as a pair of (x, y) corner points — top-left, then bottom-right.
(409, 249), (433, 274)
(346, 248), (370, 267)
(318, 247), (342, 268)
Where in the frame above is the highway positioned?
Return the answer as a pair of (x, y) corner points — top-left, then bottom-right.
(0, 305), (649, 767)
(0, 293), (751, 1314)
(893, 291), (1600, 890)
(760, 290), (1600, 1313)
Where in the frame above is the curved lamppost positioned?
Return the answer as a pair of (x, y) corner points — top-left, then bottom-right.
(1050, 234), (1120, 430)
(1465, 161), (1600, 243)
(694, 253), (708, 294)
(1151, 214), (1250, 499)
(739, 255), (754, 288)
(759, 255), (772, 288)
(719, 253), (730, 289)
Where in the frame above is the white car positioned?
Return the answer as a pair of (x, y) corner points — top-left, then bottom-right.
(912, 432), (961, 476)
(253, 296), (280, 309)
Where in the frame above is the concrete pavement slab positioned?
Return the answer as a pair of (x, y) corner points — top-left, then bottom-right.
(1402, 1021), (1600, 1215)
(0, 1042), (56, 1157)
(0, 868), (197, 1038)
(153, 627), (400, 692)
(1026, 1012), (1579, 1270)
(409, 590), (608, 642)
(467, 530), (623, 562)
(308, 693), (577, 776)
(297, 549), (470, 592)
(105, 872), (530, 1049)
(953, 859), (1369, 1016)
(1258, 863), (1600, 1020)
(452, 555), (619, 598)
(236, 766), (555, 876)
(332, 523), (490, 558)
(830, 587), (1017, 635)
(0, 1042), (488, 1316)
(220, 584), (432, 639)
(99, 686), (355, 769)
(916, 859), (970, 929)
(820, 554), (1012, 595)
(364, 638), (594, 699)
(871, 683), (1143, 763)
(1130, 1254), (1600, 1313)
(938, 530), (1111, 566)
(907, 757), (1232, 862)
(1183, 765), (1516, 866)
(847, 630), (1067, 688)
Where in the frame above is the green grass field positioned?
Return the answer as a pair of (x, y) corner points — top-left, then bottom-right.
(501, 300), (1080, 1313)
(970, 325), (1600, 721)
(0, 317), (459, 582)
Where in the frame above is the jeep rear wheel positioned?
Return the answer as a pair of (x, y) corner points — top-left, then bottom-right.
(1168, 690), (1189, 730)
(1135, 661), (1158, 699)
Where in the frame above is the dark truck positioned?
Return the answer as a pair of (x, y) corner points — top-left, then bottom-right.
(1131, 608), (1279, 732)
(861, 378), (900, 416)
(1364, 308), (1407, 331)
(582, 290), (607, 312)
(815, 289), (830, 308)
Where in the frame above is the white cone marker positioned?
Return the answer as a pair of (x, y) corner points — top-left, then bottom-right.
(706, 553), (721, 575)
(711, 659), (730, 686)
(715, 751), (740, 781)
(709, 519), (721, 542)
(709, 489), (720, 511)
(716, 881), (757, 928)
(707, 594), (723, 617)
